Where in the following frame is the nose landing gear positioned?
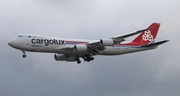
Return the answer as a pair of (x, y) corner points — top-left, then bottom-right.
(22, 50), (26, 58)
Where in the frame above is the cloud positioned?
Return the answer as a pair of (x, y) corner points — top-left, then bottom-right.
(0, 0), (180, 96)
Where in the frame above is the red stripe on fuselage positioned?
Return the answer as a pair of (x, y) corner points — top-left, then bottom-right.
(116, 42), (141, 46)
(65, 40), (88, 44)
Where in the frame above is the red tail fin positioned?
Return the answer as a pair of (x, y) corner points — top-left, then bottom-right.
(132, 23), (160, 45)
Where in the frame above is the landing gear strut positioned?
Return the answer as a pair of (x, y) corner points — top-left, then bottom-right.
(22, 50), (26, 58)
(76, 58), (81, 64)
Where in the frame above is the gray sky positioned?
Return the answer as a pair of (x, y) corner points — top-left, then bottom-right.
(0, 0), (180, 96)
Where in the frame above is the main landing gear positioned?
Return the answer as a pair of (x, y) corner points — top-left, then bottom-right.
(75, 58), (81, 64)
(76, 55), (94, 64)
(22, 50), (26, 58)
(83, 56), (94, 62)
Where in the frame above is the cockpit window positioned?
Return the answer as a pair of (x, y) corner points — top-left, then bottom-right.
(28, 36), (31, 38)
(18, 35), (22, 37)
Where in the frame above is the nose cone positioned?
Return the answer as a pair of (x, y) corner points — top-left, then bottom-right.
(8, 39), (19, 49)
(8, 41), (13, 47)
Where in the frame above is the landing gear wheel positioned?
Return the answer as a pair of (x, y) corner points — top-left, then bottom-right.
(90, 57), (94, 60)
(83, 57), (88, 61)
(84, 55), (94, 62)
(76, 58), (81, 64)
(77, 60), (81, 64)
(84, 59), (87, 61)
(23, 54), (26, 58)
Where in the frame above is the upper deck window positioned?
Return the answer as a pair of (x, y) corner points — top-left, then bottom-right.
(18, 35), (22, 37)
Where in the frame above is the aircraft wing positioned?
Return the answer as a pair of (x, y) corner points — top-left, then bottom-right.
(112, 28), (150, 42)
(85, 28), (150, 47)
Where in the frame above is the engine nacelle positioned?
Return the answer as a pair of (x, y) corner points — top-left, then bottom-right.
(74, 44), (88, 52)
(100, 39), (114, 46)
(54, 54), (68, 61)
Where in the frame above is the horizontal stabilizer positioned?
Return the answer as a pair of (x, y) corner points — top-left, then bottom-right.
(141, 40), (169, 47)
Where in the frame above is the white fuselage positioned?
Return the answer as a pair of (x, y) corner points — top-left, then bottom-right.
(8, 34), (156, 56)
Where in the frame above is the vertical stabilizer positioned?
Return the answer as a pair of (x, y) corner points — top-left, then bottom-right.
(132, 23), (160, 45)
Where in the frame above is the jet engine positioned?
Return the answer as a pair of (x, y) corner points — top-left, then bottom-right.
(54, 54), (68, 61)
(74, 44), (88, 52)
(100, 39), (114, 46)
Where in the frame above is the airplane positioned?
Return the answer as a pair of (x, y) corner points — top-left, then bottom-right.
(8, 23), (169, 64)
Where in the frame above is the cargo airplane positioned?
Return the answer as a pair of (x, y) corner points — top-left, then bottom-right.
(8, 23), (169, 64)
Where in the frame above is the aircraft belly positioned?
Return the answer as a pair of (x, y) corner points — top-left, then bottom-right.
(22, 44), (57, 53)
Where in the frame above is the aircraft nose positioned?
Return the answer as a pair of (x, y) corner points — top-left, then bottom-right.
(8, 40), (15, 47)
(8, 39), (19, 48)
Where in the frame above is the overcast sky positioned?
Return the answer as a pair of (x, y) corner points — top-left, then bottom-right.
(0, 0), (180, 96)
